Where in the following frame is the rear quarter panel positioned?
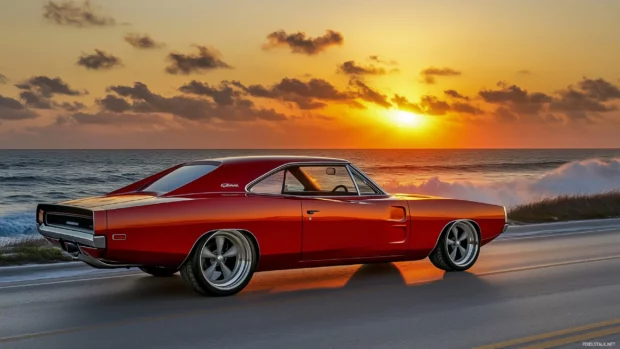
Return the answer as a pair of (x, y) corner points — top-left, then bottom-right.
(406, 198), (506, 259)
(104, 195), (302, 270)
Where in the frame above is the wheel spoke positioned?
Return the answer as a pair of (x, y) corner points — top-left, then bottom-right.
(458, 245), (467, 257)
(219, 261), (232, 279)
(451, 226), (459, 240)
(216, 236), (225, 255)
(223, 246), (238, 258)
(205, 262), (218, 280)
(449, 247), (457, 260)
(458, 231), (467, 242)
(202, 248), (216, 259)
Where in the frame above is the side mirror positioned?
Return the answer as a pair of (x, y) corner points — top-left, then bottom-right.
(326, 167), (336, 175)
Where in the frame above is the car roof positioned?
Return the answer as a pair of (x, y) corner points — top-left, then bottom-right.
(191, 155), (349, 166)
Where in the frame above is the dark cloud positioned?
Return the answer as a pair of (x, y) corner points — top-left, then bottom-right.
(0, 74), (7, 84)
(349, 79), (391, 108)
(391, 95), (422, 114)
(577, 77), (620, 102)
(16, 76), (85, 97)
(263, 30), (344, 55)
(43, 1), (116, 28)
(165, 46), (231, 75)
(420, 67), (461, 84)
(0, 94), (39, 120)
(68, 112), (165, 125)
(480, 82), (552, 116)
(517, 69), (532, 75)
(97, 94), (132, 113)
(19, 91), (54, 109)
(451, 102), (482, 115)
(56, 101), (86, 112)
(178, 81), (241, 106)
(338, 61), (386, 76)
(230, 78), (364, 110)
(444, 89), (469, 100)
(369, 55), (398, 65)
(106, 82), (287, 122)
(77, 50), (122, 70)
(124, 33), (164, 49)
(419, 96), (451, 116)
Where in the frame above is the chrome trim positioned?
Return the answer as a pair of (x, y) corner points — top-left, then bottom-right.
(176, 228), (260, 269)
(345, 165), (361, 196)
(503, 206), (508, 223)
(245, 161), (349, 193)
(501, 223), (509, 234)
(348, 163), (389, 195)
(37, 224), (106, 248)
(77, 250), (141, 269)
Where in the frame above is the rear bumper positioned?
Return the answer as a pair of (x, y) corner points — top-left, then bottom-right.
(37, 223), (106, 248)
(502, 223), (509, 234)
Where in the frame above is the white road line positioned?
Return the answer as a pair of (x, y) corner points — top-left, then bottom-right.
(0, 273), (142, 290)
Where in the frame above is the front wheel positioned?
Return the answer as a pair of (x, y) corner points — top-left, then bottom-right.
(429, 220), (480, 272)
(181, 230), (257, 297)
(139, 267), (178, 277)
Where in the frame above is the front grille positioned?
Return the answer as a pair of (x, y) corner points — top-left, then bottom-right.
(45, 212), (93, 232)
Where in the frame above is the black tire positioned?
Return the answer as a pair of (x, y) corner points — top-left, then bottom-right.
(180, 230), (257, 297)
(428, 220), (480, 272)
(139, 266), (178, 277)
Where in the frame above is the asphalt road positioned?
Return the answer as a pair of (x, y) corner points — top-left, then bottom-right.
(1, 228), (620, 349)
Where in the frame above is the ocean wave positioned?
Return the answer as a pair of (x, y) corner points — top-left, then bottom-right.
(371, 160), (568, 173)
(2, 157), (620, 238)
(383, 157), (620, 207)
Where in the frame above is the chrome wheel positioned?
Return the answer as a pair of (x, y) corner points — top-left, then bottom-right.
(198, 230), (253, 291)
(445, 221), (479, 267)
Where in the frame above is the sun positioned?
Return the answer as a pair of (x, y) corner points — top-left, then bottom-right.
(391, 109), (426, 128)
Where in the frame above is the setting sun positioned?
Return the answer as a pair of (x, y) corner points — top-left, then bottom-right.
(391, 110), (426, 128)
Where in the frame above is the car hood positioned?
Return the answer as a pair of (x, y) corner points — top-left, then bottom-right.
(59, 193), (190, 210)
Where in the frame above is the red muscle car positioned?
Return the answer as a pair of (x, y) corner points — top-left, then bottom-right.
(37, 156), (508, 296)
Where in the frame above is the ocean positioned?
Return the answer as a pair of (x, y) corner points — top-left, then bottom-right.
(2, 149), (620, 239)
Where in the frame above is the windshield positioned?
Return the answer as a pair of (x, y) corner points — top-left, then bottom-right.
(140, 164), (218, 193)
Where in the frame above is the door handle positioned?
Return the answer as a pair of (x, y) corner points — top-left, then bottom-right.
(307, 210), (320, 215)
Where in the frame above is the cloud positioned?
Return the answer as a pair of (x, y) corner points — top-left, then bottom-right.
(338, 61), (386, 77)
(165, 46), (232, 75)
(19, 91), (54, 109)
(349, 79), (392, 108)
(550, 78), (620, 120)
(124, 33), (164, 49)
(263, 30), (344, 55)
(391, 94), (481, 116)
(0, 74), (7, 84)
(178, 81), (242, 106)
(77, 50), (122, 70)
(480, 81), (552, 117)
(230, 78), (364, 110)
(369, 55), (398, 65)
(96, 94), (132, 112)
(0, 94), (39, 120)
(105, 82), (288, 122)
(576, 77), (620, 102)
(517, 69), (532, 75)
(15, 76), (85, 97)
(56, 101), (86, 112)
(444, 89), (469, 100)
(42, 1), (115, 28)
(68, 111), (165, 125)
(420, 67), (462, 84)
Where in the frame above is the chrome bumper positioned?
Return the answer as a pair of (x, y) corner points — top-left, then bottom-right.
(502, 224), (509, 234)
(37, 224), (106, 248)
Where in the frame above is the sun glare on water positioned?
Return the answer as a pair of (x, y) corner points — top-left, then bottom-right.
(392, 110), (426, 128)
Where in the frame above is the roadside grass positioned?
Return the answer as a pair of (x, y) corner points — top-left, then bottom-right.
(0, 236), (72, 266)
(508, 190), (620, 224)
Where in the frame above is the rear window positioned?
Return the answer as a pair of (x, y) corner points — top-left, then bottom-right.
(141, 164), (218, 193)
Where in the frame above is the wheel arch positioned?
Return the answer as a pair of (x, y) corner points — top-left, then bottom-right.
(176, 228), (261, 269)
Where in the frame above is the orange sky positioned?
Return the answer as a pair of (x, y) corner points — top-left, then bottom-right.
(1, 0), (620, 148)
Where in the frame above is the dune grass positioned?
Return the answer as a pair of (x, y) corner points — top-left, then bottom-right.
(0, 236), (72, 266)
(508, 191), (620, 224)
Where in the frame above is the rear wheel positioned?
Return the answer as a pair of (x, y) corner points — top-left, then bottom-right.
(139, 267), (178, 277)
(429, 220), (480, 272)
(181, 230), (257, 297)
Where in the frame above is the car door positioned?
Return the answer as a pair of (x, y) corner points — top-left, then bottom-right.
(283, 164), (409, 261)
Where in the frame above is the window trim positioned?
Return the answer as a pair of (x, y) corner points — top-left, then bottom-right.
(245, 162), (388, 197)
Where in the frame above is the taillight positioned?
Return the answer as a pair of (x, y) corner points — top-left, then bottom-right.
(37, 209), (44, 224)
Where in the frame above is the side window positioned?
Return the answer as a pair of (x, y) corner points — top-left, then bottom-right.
(249, 170), (284, 194)
(283, 165), (358, 195)
(351, 170), (379, 195)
